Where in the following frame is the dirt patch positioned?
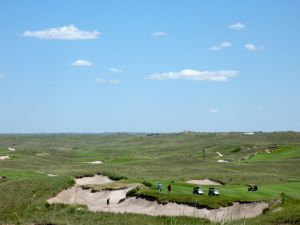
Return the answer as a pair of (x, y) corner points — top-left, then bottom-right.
(8, 147), (16, 151)
(84, 161), (103, 165)
(48, 175), (268, 222)
(0, 155), (10, 160)
(186, 179), (221, 185)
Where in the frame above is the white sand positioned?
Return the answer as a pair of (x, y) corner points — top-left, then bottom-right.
(216, 152), (224, 158)
(84, 161), (103, 165)
(217, 159), (228, 163)
(0, 155), (10, 160)
(36, 153), (50, 156)
(75, 175), (113, 186)
(48, 174), (58, 177)
(8, 147), (16, 151)
(48, 175), (268, 222)
(186, 179), (221, 185)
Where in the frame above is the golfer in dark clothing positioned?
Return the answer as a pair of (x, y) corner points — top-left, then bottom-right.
(167, 184), (172, 192)
(107, 197), (110, 206)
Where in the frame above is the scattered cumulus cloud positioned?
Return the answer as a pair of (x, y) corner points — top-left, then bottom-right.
(209, 109), (219, 113)
(228, 22), (246, 30)
(147, 69), (239, 81)
(95, 78), (120, 84)
(151, 31), (168, 36)
(209, 41), (232, 51)
(109, 68), (123, 73)
(72, 60), (93, 67)
(22, 25), (101, 40)
(245, 43), (264, 51)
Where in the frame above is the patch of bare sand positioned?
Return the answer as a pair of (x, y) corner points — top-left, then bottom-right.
(217, 159), (228, 163)
(75, 175), (113, 186)
(48, 175), (268, 222)
(36, 153), (50, 156)
(216, 152), (224, 158)
(84, 161), (103, 165)
(186, 179), (221, 185)
(8, 147), (16, 151)
(0, 155), (10, 160)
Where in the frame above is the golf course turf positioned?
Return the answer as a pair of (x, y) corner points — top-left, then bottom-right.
(0, 132), (300, 224)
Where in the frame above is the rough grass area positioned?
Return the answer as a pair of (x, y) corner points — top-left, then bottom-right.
(0, 132), (300, 224)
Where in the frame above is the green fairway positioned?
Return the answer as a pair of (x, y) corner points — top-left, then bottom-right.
(246, 146), (300, 162)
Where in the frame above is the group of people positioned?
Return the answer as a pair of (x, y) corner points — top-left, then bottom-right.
(157, 182), (172, 192)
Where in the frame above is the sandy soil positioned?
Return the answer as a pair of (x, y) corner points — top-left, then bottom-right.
(48, 175), (268, 222)
(186, 179), (221, 185)
(8, 147), (16, 151)
(84, 161), (103, 164)
(0, 156), (10, 160)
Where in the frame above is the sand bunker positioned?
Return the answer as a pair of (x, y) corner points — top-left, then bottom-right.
(75, 175), (113, 186)
(48, 175), (268, 222)
(186, 179), (221, 186)
(48, 174), (58, 177)
(8, 147), (16, 151)
(217, 159), (228, 163)
(36, 153), (50, 156)
(0, 155), (10, 160)
(216, 152), (224, 158)
(84, 161), (103, 165)
(37, 171), (58, 177)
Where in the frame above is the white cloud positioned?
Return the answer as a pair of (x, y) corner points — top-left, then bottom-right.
(109, 68), (123, 73)
(209, 109), (219, 113)
(0, 74), (4, 79)
(245, 43), (264, 51)
(228, 22), (245, 30)
(22, 25), (100, 40)
(72, 60), (93, 67)
(209, 41), (232, 51)
(95, 78), (120, 84)
(148, 69), (239, 81)
(151, 32), (168, 36)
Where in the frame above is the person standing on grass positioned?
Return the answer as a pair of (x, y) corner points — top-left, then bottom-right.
(167, 184), (172, 193)
(158, 183), (163, 192)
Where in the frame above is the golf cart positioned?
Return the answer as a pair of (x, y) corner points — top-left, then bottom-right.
(193, 186), (204, 195)
(208, 187), (220, 196)
(248, 184), (258, 191)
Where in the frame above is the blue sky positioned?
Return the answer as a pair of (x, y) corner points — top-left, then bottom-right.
(0, 0), (300, 133)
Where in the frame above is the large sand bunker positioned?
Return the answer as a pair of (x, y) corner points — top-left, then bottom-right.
(186, 179), (221, 186)
(48, 175), (268, 222)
